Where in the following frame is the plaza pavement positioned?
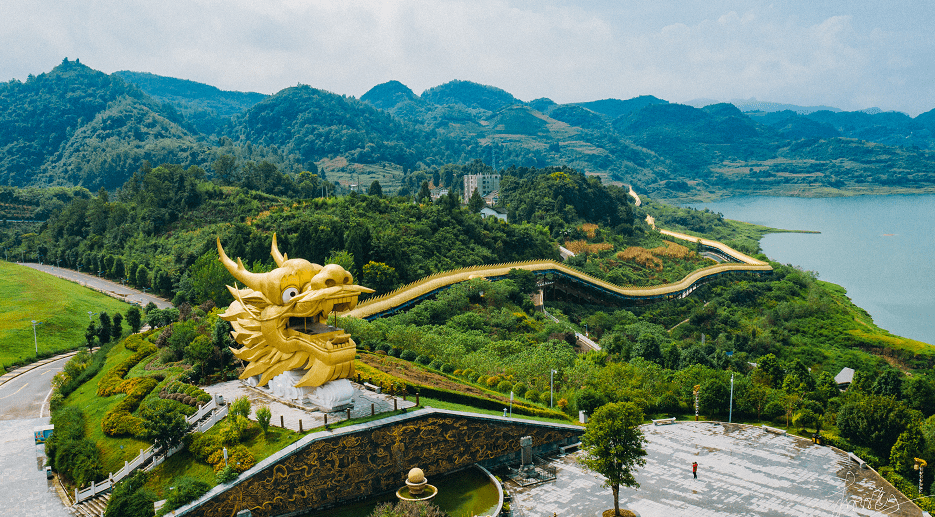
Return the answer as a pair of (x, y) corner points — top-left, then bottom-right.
(203, 380), (417, 432)
(511, 421), (926, 517)
(0, 417), (73, 516)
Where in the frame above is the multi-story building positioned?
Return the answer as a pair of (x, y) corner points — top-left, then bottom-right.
(463, 173), (501, 201)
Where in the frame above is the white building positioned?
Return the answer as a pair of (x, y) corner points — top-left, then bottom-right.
(464, 173), (500, 200)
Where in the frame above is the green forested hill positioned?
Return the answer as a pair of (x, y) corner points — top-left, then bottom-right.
(4, 61), (935, 203)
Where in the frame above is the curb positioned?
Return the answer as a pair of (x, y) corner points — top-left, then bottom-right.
(0, 349), (90, 388)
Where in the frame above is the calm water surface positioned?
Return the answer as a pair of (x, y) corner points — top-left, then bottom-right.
(690, 195), (935, 345)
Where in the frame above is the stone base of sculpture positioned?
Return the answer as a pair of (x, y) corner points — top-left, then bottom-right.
(307, 378), (355, 412)
(267, 371), (316, 403)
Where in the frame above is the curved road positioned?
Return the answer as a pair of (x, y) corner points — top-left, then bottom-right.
(0, 355), (69, 420)
(22, 263), (172, 309)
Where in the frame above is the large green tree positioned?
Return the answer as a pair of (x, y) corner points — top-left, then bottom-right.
(580, 401), (648, 516)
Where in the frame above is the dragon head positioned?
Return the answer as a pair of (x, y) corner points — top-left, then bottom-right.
(217, 234), (373, 388)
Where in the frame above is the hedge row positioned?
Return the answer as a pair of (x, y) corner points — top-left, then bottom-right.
(161, 381), (212, 406)
(101, 376), (160, 437)
(879, 466), (935, 512)
(97, 335), (158, 397)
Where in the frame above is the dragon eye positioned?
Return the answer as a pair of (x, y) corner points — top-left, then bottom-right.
(281, 287), (299, 303)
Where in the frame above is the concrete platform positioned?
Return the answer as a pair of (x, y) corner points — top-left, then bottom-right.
(202, 380), (416, 432)
(510, 422), (925, 517)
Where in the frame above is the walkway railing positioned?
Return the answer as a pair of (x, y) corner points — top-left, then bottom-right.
(345, 229), (771, 320)
(74, 398), (229, 503)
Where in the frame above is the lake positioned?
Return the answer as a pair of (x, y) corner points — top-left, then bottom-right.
(689, 194), (935, 345)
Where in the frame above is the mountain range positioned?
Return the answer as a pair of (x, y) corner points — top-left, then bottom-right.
(3, 58), (935, 201)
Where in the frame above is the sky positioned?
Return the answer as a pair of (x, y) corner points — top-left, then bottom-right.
(3, 0), (933, 116)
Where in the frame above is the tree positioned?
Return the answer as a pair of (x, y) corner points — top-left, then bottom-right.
(104, 471), (155, 517)
(84, 322), (97, 351)
(126, 306), (142, 333)
(579, 401), (647, 516)
(213, 155), (238, 184)
(230, 395), (251, 419)
(256, 406), (272, 437)
(871, 368), (904, 398)
(368, 180), (383, 197)
(889, 422), (926, 476)
(904, 376), (935, 415)
(97, 312), (112, 344)
(467, 188), (485, 212)
(417, 180), (432, 203)
(111, 312), (123, 341)
(140, 399), (188, 453)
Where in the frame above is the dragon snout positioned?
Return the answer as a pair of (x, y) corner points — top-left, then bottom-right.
(308, 264), (353, 289)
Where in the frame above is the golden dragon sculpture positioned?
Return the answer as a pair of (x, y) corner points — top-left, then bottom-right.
(217, 235), (373, 389)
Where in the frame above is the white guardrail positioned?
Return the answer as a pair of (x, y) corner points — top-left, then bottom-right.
(74, 398), (228, 504)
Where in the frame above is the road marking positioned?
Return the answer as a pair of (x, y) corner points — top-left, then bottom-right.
(0, 382), (28, 400)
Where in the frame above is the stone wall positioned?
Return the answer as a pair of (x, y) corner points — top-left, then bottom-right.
(174, 408), (582, 517)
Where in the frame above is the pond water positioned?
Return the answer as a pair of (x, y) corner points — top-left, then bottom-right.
(689, 194), (935, 345)
(308, 465), (500, 517)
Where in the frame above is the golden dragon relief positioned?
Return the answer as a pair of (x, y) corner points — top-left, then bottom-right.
(217, 234), (373, 388)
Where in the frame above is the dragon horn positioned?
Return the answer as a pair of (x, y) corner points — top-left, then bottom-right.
(271, 233), (288, 266)
(217, 237), (268, 291)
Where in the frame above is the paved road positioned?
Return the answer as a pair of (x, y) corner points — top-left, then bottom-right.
(0, 355), (69, 421)
(22, 263), (172, 309)
(0, 355), (73, 515)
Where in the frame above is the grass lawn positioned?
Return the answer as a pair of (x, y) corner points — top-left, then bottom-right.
(144, 425), (304, 499)
(0, 261), (134, 373)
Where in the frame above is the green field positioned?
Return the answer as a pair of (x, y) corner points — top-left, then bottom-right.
(0, 261), (133, 374)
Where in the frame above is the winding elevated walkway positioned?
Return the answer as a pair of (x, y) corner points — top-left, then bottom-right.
(346, 230), (771, 320)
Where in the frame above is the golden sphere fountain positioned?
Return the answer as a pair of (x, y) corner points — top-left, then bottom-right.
(397, 467), (438, 501)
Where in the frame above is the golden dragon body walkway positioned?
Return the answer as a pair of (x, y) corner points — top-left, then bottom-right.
(344, 230), (771, 321)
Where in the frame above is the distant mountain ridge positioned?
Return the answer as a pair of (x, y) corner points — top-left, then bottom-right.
(3, 61), (935, 202)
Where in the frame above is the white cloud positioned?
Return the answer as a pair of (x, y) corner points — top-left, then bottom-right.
(0, 0), (932, 115)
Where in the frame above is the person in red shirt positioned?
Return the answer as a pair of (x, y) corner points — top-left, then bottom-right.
(692, 461), (698, 479)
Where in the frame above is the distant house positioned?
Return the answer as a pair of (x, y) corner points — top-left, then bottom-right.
(835, 367), (855, 389)
(480, 206), (508, 222)
(483, 189), (500, 207)
(430, 187), (449, 201)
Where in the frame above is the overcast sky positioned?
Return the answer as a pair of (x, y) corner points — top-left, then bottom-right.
(3, 0), (933, 115)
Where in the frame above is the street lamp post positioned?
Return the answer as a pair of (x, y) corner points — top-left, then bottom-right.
(729, 373), (734, 423)
(550, 369), (557, 408)
(915, 458), (927, 497)
(31, 320), (42, 355)
(693, 384), (701, 421)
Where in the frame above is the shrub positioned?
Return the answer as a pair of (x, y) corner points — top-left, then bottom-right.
(440, 363), (455, 374)
(462, 368), (475, 378)
(557, 398), (569, 411)
(486, 376), (501, 388)
(416, 355), (432, 365)
(428, 360), (442, 370)
(230, 396), (251, 419)
(256, 406), (272, 436)
(496, 380), (514, 393)
(513, 383), (527, 396)
(453, 369), (463, 376)
(216, 465), (238, 484)
(228, 444), (256, 473)
(388, 348), (401, 358)
(524, 389), (540, 402)
(375, 343), (390, 353)
(159, 477), (210, 516)
(400, 350), (418, 361)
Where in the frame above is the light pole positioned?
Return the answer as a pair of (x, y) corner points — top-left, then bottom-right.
(693, 384), (701, 421)
(728, 373), (734, 423)
(550, 369), (557, 408)
(915, 458), (927, 498)
(31, 320), (42, 355)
